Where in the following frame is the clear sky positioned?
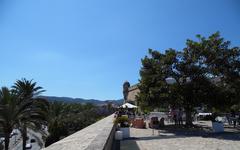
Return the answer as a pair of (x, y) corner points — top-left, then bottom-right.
(0, 0), (239, 100)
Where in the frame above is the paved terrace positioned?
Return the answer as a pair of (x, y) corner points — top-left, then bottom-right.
(121, 121), (240, 150)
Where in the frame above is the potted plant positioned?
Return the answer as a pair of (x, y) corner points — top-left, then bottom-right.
(211, 113), (224, 133)
(114, 116), (130, 138)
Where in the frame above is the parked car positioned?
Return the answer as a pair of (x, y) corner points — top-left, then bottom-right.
(30, 139), (36, 143)
(148, 117), (159, 129)
(26, 143), (32, 149)
(0, 137), (5, 142)
(10, 129), (18, 137)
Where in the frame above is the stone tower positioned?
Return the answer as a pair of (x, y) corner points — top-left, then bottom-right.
(123, 81), (130, 104)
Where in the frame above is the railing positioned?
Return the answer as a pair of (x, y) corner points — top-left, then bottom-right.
(43, 114), (116, 150)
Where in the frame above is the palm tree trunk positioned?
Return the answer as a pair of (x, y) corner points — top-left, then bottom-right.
(22, 125), (27, 150)
(4, 134), (10, 150)
(185, 107), (193, 127)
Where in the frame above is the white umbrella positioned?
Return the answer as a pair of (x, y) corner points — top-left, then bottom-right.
(120, 102), (137, 108)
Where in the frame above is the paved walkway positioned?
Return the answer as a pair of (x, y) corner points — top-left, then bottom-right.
(121, 122), (240, 150)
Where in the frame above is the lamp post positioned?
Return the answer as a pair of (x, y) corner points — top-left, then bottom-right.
(166, 76), (192, 125)
(165, 77), (177, 85)
(166, 76), (191, 85)
(165, 77), (176, 124)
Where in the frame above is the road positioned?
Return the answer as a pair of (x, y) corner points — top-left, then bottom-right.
(10, 128), (46, 150)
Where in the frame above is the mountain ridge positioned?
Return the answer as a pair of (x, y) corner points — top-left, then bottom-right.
(40, 96), (124, 106)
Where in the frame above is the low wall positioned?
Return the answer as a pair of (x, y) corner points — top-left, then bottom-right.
(43, 114), (116, 150)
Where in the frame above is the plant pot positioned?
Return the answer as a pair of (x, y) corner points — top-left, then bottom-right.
(115, 131), (123, 140)
(120, 127), (130, 138)
(212, 122), (224, 133)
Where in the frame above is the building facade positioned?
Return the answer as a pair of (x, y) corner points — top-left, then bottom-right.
(126, 84), (139, 105)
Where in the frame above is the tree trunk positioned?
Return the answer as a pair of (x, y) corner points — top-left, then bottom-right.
(4, 133), (10, 150)
(22, 125), (27, 150)
(185, 107), (193, 127)
(0, 143), (3, 150)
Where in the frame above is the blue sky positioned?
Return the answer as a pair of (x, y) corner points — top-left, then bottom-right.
(0, 0), (239, 100)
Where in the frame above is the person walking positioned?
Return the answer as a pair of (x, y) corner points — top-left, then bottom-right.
(178, 108), (183, 125)
(231, 109), (236, 128)
(172, 109), (177, 125)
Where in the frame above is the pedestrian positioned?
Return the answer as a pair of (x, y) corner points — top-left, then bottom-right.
(231, 109), (236, 128)
(172, 109), (177, 125)
(178, 108), (183, 125)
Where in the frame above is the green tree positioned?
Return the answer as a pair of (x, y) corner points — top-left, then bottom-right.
(0, 86), (48, 150)
(45, 102), (69, 146)
(45, 101), (100, 146)
(0, 87), (18, 150)
(12, 78), (48, 150)
(137, 49), (174, 110)
(194, 32), (240, 110)
(137, 32), (240, 126)
(138, 48), (212, 126)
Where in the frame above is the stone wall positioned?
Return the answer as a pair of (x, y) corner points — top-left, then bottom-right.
(43, 114), (116, 150)
(127, 84), (140, 104)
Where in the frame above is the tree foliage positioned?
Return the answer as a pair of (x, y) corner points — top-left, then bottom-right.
(0, 87), (18, 150)
(0, 79), (49, 150)
(137, 32), (240, 125)
(45, 102), (110, 147)
(12, 78), (48, 150)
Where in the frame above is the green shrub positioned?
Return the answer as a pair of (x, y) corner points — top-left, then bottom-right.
(114, 116), (130, 127)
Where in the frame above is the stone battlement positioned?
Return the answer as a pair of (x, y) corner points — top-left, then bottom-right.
(127, 84), (140, 103)
(128, 84), (139, 92)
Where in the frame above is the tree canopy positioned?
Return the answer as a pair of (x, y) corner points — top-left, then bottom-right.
(137, 32), (240, 125)
(0, 79), (49, 150)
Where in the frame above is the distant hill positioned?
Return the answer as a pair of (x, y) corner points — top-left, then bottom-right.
(40, 96), (124, 106)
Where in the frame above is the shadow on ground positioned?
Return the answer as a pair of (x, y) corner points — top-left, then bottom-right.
(120, 122), (240, 149)
(120, 139), (140, 150)
(132, 124), (240, 142)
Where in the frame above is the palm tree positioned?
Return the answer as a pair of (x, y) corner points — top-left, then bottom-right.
(12, 78), (48, 150)
(0, 87), (18, 150)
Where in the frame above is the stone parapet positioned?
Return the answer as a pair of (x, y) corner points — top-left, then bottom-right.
(43, 114), (116, 150)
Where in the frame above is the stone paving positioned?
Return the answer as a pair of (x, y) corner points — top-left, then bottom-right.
(121, 122), (240, 150)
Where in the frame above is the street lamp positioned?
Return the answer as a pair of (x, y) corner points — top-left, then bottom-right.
(186, 77), (191, 83)
(165, 77), (176, 85)
(165, 77), (177, 125)
(166, 76), (191, 85)
(166, 76), (191, 125)
(151, 77), (177, 135)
